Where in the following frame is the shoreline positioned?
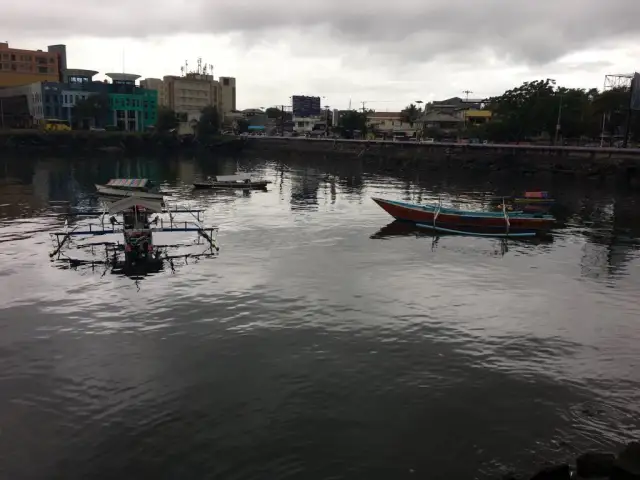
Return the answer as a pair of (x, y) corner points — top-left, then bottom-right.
(2, 131), (640, 187)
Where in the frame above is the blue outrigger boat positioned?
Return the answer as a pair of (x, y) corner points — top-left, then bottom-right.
(372, 197), (556, 238)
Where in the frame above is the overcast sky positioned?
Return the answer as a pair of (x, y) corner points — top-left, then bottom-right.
(4, 0), (640, 111)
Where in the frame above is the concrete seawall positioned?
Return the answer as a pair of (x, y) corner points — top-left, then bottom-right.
(241, 136), (640, 185)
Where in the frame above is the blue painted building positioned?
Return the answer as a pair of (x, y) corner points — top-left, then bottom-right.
(0, 68), (158, 130)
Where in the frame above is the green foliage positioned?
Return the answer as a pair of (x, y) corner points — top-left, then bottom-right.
(401, 103), (422, 124)
(236, 119), (249, 133)
(196, 106), (220, 139)
(338, 110), (370, 137)
(266, 107), (292, 122)
(480, 79), (640, 144)
(73, 93), (110, 127)
(155, 107), (179, 133)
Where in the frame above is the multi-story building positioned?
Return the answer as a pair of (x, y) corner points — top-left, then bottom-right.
(0, 42), (66, 87)
(140, 78), (165, 107)
(0, 69), (157, 131)
(159, 72), (237, 119)
(104, 73), (157, 131)
(162, 73), (218, 115)
(218, 76), (236, 114)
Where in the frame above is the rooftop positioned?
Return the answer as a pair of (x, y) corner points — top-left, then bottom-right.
(105, 73), (141, 82)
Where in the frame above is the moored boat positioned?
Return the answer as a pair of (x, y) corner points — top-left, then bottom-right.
(372, 197), (555, 236)
(193, 173), (271, 190)
(95, 178), (167, 201)
(490, 191), (555, 207)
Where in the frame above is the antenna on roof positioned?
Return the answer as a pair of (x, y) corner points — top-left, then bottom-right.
(462, 90), (473, 101)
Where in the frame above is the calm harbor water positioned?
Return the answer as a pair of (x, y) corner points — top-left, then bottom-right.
(0, 154), (639, 479)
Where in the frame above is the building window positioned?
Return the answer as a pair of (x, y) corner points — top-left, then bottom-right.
(38, 66), (48, 73)
(223, 78), (230, 86)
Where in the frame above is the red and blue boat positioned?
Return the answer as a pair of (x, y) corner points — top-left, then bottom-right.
(372, 197), (556, 238)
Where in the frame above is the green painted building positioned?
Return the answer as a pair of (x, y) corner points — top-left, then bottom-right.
(105, 73), (157, 131)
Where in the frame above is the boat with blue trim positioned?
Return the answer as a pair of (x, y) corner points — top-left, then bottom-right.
(372, 197), (556, 237)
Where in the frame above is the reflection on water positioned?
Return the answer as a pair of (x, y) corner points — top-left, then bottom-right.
(0, 154), (639, 479)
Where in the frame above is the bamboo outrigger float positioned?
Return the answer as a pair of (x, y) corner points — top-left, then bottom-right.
(50, 194), (219, 275)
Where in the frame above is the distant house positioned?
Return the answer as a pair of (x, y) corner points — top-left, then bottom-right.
(423, 97), (491, 129)
(367, 111), (417, 138)
(416, 111), (464, 131)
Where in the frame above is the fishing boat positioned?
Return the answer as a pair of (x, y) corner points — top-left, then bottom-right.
(193, 173), (271, 190)
(50, 195), (219, 272)
(372, 197), (555, 237)
(490, 191), (555, 210)
(95, 178), (168, 201)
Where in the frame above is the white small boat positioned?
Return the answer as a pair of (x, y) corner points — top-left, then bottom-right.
(192, 173), (271, 190)
(95, 178), (167, 201)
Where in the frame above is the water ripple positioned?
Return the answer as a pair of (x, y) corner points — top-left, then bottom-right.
(0, 157), (639, 479)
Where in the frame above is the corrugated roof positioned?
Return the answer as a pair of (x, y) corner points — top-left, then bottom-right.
(106, 178), (149, 188)
(418, 112), (463, 122)
(368, 112), (403, 119)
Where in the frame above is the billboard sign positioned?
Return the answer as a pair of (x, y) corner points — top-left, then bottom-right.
(292, 95), (321, 117)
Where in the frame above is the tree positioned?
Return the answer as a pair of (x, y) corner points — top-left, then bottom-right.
(236, 118), (249, 134)
(155, 106), (179, 133)
(484, 79), (558, 141)
(196, 106), (220, 139)
(266, 107), (283, 118)
(401, 103), (422, 124)
(73, 93), (110, 128)
(337, 110), (370, 138)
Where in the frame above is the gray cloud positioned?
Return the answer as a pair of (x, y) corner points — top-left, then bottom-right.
(5, 0), (640, 66)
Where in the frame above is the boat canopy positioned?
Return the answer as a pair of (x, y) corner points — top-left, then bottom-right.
(106, 178), (149, 188)
(107, 196), (163, 214)
(215, 173), (252, 182)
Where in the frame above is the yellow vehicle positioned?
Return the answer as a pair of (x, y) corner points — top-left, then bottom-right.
(43, 119), (71, 132)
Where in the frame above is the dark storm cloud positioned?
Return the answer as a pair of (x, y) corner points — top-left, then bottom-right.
(5, 0), (640, 65)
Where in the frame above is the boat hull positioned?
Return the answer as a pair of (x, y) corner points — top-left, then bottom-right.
(372, 197), (555, 234)
(95, 185), (166, 201)
(193, 181), (270, 190)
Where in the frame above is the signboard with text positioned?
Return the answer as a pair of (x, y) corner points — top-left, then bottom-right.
(292, 95), (321, 117)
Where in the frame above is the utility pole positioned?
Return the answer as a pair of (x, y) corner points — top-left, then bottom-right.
(554, 93), (564, 146)
(462, 90), (473, 101)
